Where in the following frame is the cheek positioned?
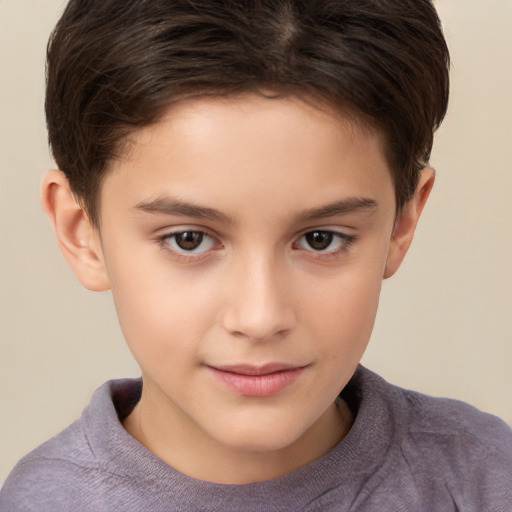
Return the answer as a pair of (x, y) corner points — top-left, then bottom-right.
(309, 251), (384, 317)
(106, 253), (220, 365)
(300, 258), (385, 358)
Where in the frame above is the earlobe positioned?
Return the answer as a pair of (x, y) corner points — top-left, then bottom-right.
(41, 170), (110, 291)
(384, 167), (435, 279)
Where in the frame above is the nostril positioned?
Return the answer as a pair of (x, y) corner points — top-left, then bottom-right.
(223, 302), (296, 343)
(231, 326), (291, 343)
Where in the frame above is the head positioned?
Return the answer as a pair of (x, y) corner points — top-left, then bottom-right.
(41, 0), (450, 483)
(45, 0), (449, 227)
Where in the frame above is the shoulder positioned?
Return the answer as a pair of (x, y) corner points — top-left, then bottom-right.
(349, 367), (512, 510)
(355, 366), (512, 456)
(0, 379), (141, 512)
(394, 378), (512, 509)
(0, 419), (102, 511)
(398, 384), (512, 457)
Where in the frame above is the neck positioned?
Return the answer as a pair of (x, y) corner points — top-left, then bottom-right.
(123, 386), (353, 484)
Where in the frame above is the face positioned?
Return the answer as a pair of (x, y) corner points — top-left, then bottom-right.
(83, 95), (408, 480)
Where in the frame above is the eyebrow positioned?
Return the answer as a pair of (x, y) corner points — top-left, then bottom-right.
(134, 198), (235, 224)
(298, 197), (378, 221)
(134, 196), (377, 224)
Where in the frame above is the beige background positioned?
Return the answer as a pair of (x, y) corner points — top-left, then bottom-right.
(1, 0), (511, 482)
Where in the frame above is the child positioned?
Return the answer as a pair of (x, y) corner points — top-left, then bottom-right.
(1, 0), (511, 510)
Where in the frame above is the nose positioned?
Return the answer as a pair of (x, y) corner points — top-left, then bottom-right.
(222, 253), (297, 342)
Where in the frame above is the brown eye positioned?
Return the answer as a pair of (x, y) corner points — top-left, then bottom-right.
(295, 230), (354, 255)
(159, 229), (219, 258)
(304, 231), (334, 251)
(162, 231), (215, 253)
(174, 232), (205, 251)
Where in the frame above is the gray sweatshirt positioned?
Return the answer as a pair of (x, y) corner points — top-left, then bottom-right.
(1, 366), (511, 511)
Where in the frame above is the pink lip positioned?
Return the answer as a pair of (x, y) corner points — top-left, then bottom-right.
(206, 364), (307, 397)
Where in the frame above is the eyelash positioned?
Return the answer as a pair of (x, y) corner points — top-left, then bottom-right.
(156, 229), (222, 262)
(156, 228), (356, 262)
(293, 230), (356, 258)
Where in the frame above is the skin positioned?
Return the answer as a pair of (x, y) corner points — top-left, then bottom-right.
(42, 94), (433, 484)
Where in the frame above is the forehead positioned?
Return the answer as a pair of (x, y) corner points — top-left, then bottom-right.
(126, 93), (381, 156)
(102, 94), (394, 222)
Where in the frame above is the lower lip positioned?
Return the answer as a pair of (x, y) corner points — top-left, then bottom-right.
(207, 367), (305, 397)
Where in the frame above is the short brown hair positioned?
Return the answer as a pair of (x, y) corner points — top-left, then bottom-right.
(46, 0), (450, 227)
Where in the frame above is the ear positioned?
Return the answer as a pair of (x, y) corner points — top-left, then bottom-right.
(41, 170), (110, 291)
(384, 167), (435, 279)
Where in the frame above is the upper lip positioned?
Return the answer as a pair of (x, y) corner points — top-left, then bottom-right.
(207, 363), (307, 376)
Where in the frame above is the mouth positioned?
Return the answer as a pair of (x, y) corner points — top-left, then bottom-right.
(205, 363), (308, 397)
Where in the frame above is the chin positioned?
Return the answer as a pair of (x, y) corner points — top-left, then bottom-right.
(214, 421), (307, 454)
